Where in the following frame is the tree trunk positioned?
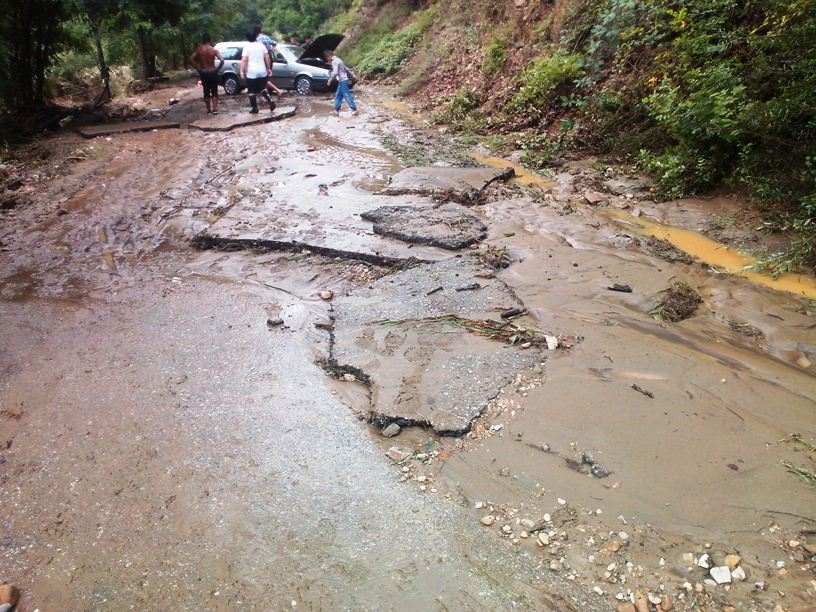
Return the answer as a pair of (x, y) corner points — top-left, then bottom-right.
(137, 26), (157, 79)
(89, 17), (111, 103)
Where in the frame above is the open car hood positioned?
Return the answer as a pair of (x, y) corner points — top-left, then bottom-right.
(299, 34), (344, 60)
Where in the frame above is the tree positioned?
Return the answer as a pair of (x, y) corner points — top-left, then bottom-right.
(115, 0), (188, 78)
(74, 0), (117, 102)
(0, 0), (68, 110)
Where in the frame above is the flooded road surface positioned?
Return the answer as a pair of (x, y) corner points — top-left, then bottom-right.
(2, 87), (816, 611)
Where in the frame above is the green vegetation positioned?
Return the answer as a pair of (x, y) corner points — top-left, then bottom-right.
(351, 8), (436, 77)
(569, 0), (816, 270)
(434, 88), (482, 129)
(482, 33), (509, 77)
(509, 53), (584, 118)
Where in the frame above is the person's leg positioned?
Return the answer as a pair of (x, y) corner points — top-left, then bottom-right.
(200, 72), (212, 113)
(248, 78), (261, 113)
(260, 79), (275, 112)
(344, 83), (357, 113)
(205, 74), (219, 114)
(334, 83), (343, 115)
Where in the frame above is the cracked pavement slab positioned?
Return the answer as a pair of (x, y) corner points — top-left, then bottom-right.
(189, 105), (297, 132)
(360, 202), (487, 249)
(381, 166), (514, 203)
(327, 256), (544, 434)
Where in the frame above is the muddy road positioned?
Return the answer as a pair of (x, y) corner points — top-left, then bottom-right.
(1, 85), (815, 612)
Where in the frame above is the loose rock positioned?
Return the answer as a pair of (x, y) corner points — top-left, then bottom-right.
(385, 446), (411, 462)
(710, 566), (732, 584)
(382, 423), (401, 438)
(480, 515), (496, 526)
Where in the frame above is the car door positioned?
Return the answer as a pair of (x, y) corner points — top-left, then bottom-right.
(271, 50), (294, 89)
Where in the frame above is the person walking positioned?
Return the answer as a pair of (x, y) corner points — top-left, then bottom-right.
(240, 30), (275, 114)
(190, 34), (224, 114)
(324, 49), (357, 116)
(254, 25), (283, 99)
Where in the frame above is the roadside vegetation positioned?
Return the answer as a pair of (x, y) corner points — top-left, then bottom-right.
(333, 0), (816, 273)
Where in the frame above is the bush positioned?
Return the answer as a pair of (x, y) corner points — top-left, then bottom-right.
(354, 8), (435, 77)
(482, 34), (508, 77)
(509, 53), (584, 117)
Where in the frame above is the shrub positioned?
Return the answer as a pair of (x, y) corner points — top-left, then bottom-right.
(509, 53), (584, 117)
(482, 34), (508, 77)
(355, 8), (435, 77)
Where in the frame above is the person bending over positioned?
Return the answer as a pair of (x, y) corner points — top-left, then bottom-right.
(190, 33), (224, 114)
(240, 30), (275, 114)
(325, 49), (357, 116)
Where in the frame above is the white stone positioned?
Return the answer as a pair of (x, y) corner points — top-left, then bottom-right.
(538, 533), (550, 546)
(731, 567), (746, 581)
(697, 553), (712, 569)
(710, 566), (732, 585)
(480, 515), (496, 526)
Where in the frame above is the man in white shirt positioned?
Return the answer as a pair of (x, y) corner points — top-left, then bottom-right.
(240, 30), (274, 114)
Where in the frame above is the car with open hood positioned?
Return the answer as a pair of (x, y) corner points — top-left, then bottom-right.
(214, 34), (346, 96)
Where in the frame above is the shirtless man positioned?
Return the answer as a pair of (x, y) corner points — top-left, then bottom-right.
(190, 33), (224, 114)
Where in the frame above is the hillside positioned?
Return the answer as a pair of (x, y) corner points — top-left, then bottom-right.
(334, 0), (816, 272)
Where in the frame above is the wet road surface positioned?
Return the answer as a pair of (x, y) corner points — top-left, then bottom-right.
(2, 86), (816, 611)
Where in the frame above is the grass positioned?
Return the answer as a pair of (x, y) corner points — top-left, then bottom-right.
(350, 7), (436, 77)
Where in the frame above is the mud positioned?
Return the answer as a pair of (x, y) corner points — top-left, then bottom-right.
(2, 84), (816, 612)
(325, 256), (546, 434)
(361, 203), (487, 249)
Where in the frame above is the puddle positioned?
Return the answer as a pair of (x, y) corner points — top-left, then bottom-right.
(471, 152), (556, 191)
(379, 98), (425, 127)
(606, 209), (816, 299)
(303, 127), (400, 172)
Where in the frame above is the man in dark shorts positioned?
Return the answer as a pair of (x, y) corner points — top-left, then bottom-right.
(190, 34), (224, 114)
(240, 30), (275, 114)
(254, 25), (283, 99)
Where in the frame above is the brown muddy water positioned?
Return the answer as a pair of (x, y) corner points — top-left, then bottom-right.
(1, 86), (816, 612)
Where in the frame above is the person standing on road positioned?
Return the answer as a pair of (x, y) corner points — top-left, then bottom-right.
(240, 30), (275, 114)
(324, 49), (357, 116)
(190, 33), (224, 114)
(254, 25), (283, 98)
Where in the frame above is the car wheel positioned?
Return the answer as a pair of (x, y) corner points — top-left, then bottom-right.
(223, 74), (240, 96)
(295, 76), (313, 96)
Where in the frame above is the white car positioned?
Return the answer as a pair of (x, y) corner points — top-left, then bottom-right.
(214, 34), (345, 96)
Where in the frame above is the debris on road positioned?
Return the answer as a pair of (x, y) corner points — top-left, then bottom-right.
(382, 166), (514, 205)
(631, 384), (654, 399)
(651, 281), (703, 322)
(455, 282), (481, 292)
(608, 283), (633, 293)
(361, 204), (488, 250)
(385, 446), (411, 462)
(479, 245), (512, 270)
(382, 423), (401, 438)
(319, 290), (334, 301)
(267, 317), (284, 328)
